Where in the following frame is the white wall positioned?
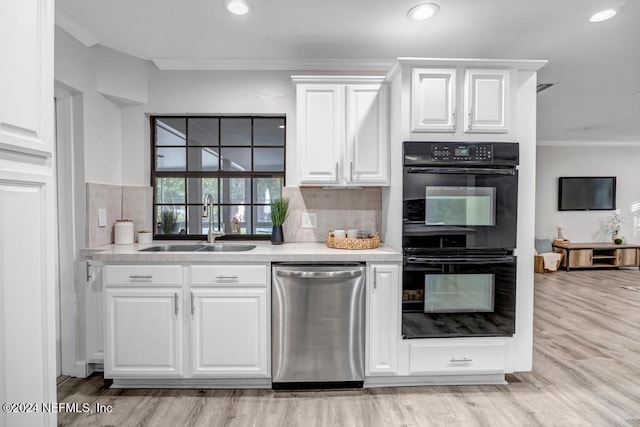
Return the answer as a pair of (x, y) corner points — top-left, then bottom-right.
(121, 68), (297, 186)
(536, 145), (640, 244)
(55, 28), (123, 185)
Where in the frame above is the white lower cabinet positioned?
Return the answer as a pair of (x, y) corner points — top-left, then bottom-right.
(105, 287), (184, 377)
(190, 287), (269, 377)
(366, 263), (400, 375)
(85, 261), (104, 367)
(104, 263), (269, 382)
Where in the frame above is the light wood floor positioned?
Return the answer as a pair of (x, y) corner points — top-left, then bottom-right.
(57, 269), (640, 427)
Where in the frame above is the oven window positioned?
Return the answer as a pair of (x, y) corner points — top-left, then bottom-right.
(425, 186), (496, 226)
(424, 274), (495, 313)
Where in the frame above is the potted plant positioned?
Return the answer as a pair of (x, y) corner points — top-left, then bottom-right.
(605, 212), (625, 244)
(160, 209), (177, 234)
(270, 197), (289, 245)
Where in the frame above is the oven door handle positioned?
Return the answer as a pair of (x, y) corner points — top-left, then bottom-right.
(407, 256), (514, 264)
(406, 167), (516, 176)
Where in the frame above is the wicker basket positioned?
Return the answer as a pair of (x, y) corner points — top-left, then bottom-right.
(534, 254), (562, 273)
(326, 232), (380, 250)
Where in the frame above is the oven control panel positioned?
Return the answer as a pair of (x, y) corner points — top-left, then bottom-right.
(431, 144), (493, 162)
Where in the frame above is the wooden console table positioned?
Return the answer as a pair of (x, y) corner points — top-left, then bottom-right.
(552, 242), (640, 271)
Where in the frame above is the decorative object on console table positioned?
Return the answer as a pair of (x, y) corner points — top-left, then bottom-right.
(605, 212), (625, 244)
(270, 197), (289, 245)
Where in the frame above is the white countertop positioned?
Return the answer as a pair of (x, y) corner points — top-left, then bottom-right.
(85, 240), (402, 263)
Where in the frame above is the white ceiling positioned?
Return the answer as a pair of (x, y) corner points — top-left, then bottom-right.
(56, 0), (640, 143)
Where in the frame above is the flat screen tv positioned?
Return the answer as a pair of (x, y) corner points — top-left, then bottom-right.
(558, 177), (616, 211)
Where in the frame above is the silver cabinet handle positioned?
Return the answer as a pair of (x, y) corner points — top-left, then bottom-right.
(174, 293), (179, 315)
(191, 292), (195, 315)
(450, 357), (472, 363)
(129, 274), (153, 280)
(467, 108), (473, 130)
(373, 267), (377, 290)
(335, 162), (339, 182)
(216, 275), (239, 280)
(451, 109), (457, 129)
(350, 161), (354, 181)
(86, 262), (92, 281)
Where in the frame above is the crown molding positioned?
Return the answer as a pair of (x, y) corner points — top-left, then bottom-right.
(55, 6), (100, 47)
(152, 58), (396, 72)
(396, 57), (548, 71)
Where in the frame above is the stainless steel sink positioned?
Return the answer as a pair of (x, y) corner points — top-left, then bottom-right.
(138, 244), (255, 252)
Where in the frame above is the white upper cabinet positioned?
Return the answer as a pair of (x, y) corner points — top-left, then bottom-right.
(464, 69), (510, 133)
(410, 66), (513, 138)
(411, 68), (457, 132)
(296, 84), (343, 184)
(294, 77), (389, 186)
(346, 85), (389, 185)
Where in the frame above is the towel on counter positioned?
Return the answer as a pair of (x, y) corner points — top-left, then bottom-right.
(540, 252), (562, 271)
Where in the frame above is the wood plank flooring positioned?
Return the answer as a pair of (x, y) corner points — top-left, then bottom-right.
(57, 269), (640, 426)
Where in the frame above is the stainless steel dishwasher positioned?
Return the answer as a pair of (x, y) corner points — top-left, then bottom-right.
(271, 263), (366, 389)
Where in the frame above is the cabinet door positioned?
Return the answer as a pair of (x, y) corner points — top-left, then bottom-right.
(617, 248), (639, 266)
(464, 69), (510, 133)
(85, 262), (104, 365)
(105, 288), (183, 377)
(367, 264), (400, 375)
(191, 288), (268, 377)
(297, 84), (343, 184)
(346, 84), (389, 185)
(411, 68), (457, 132)
(569, 249), (593, 268)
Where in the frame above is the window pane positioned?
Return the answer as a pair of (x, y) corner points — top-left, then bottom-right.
(188, 147), (219, 171)
(187, 178), (218, 204)
(156, 147), (186, 171)
(156, 206), (186, 235)
(155, 178), (185, 203)
(187, 205), (218, 234)
(253, 177), (283, 204)
(254, 118), (285, 146)
(188, 118), (219, 146)
(254, 147), (284, 172)
(220, 118), (251, 146)
(253, 205), (273, 234)
(220, 147), (251, 171)
(156, 118), (186, 146)
(221, 177), (250, 204)
(221, 205), (252, 235)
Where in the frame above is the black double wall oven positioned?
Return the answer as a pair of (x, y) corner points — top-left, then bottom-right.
(402, 142), (519, 339)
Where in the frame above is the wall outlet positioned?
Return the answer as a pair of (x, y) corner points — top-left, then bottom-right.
(301, 212), (317, 229)
(98, 208), (107, 227)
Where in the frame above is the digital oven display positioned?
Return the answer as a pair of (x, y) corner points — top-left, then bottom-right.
(454, 147), (470, 157)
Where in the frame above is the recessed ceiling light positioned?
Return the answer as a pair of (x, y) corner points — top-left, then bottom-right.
(589, 9), (617, 22)
(222, 0), (252, 15)
(407, 3), (440, 21)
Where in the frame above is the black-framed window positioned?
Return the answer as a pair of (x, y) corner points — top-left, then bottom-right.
(151, 116), (286, 240)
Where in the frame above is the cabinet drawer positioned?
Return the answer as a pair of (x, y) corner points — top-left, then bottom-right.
(104, 265), (183, 286)
(190, 265), (267, 287)
(409, 340), (506, 375)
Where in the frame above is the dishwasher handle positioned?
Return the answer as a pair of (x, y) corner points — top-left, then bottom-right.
(276, 270), (363, 279)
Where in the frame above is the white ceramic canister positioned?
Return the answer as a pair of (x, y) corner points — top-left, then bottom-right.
(137, 231), (152, 244)
(114, 220), (134, 244)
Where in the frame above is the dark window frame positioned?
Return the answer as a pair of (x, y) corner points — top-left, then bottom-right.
(151, 115), (286, 241)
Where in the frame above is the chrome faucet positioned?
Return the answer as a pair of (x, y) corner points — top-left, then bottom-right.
(203, 193), (224, 243)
